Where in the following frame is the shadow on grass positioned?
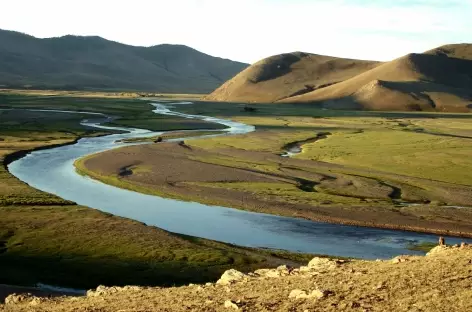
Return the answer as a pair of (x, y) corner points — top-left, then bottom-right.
(0, 252), (239, 290)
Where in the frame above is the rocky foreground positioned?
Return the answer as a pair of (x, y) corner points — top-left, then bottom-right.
(2, 245), (472, 312)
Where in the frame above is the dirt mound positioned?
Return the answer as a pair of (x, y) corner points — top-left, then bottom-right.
(3, 245), (471, 311)
(204, 52), (379, 103)
(282, 45), (472, 112)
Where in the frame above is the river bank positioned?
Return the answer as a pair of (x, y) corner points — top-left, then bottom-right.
(0, 98), (325, 297)
(7, 101), (472, 262)
(76, 140), (472, 239)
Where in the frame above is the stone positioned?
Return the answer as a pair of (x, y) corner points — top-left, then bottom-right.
(310, 289), (329, 299)
(308, 257), (338, 271)
(289, 289), (331, 300)
(5, 294), (34, 305)
(224, 300), (239, 310)
(427, 245), (448, 256)
(374, 282), (387, 290)
(438, 236), (445, 246)
(217, 269), (247, 285)
(277, 265), (292, 272)
(289, 289), (308, 299)
(391, 255), (410, 264)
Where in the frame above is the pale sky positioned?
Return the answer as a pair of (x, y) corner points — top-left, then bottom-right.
(1, 0), (471, 63)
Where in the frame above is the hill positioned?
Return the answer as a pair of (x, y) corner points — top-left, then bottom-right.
(0, 29), (247, 93)
(206, 44), (472, 112)
(283, 44), (472, 112)
(203, 52), (380, 102)
(3, 245), (471, 311)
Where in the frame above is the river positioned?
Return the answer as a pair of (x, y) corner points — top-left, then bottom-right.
(7, 101), (471, 259)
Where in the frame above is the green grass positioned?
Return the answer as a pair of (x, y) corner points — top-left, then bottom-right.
(298, 128), (472, 186)
(0, 94), (224, 132)
(0, 205), (288, 288)
(0, 94), (323, 289)
(407, 242), (438, 252)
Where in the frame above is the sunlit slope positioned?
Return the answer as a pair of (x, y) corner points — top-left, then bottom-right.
(282, 44), (472, 112)
(204, 52), (379, 102)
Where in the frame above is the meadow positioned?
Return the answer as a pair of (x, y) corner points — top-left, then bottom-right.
(0, 93), (315, 290)
(77, 99), (472, 237)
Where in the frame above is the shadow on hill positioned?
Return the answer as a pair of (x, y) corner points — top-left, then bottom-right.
(405, 53), (472, 89)
(247, 52), (308, 83)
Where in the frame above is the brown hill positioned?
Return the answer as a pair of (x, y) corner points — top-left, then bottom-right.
(281, 44), (472, 112)
(0, 29), (248, 93)
(203, 52), (379, 102)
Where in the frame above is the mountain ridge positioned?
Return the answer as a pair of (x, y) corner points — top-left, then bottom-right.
(0, 29), (248, 93)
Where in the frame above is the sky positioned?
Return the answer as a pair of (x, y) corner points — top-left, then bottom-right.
(1, 0), (471, 63)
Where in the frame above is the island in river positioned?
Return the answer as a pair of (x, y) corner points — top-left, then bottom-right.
(75, 100), (472, 238)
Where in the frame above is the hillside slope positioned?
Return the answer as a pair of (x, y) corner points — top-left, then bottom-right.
(204, 52), (379, 102)
(282, 44), (472, 112)
(0, 29), (247, 93)
(3, 245), (471, 311)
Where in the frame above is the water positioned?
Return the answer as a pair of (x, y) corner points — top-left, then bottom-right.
(7, 101), (471, 259)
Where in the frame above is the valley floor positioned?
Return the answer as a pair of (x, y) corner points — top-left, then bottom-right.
(77, 110), (472, 237)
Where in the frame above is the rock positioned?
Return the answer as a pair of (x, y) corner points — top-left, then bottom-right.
(86, 285), (143, 297)
(310, 289), (329, 299)
(289, 289), (331, 300)
(374, 282), (387, 290)
(460, 242), (467, 249)
(255, 268), (288, 278)
(5, 294), (34, 305)
(308, 257), (338, 271)
(217, 269), (247, 285)
(289, 289), (308, 299)
(427, 245), (449, 256)
(29, 297), (42, 306)
(277, 264), (292, 272)
(224, 300), (239, 310)
(391, 255), (410, 264)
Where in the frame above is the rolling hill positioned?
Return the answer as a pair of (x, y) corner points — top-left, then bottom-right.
(203, 52), (380, 102)
(206, 44), (472, 112)
(0, 29), (248, 93)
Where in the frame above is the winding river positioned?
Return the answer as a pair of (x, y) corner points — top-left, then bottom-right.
(7, 101), (471, 259)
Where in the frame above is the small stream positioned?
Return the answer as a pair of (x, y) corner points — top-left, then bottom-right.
(7, 101), (472, 259)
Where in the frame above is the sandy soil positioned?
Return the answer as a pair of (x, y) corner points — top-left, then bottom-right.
(79, 142), (472, 237)
(3, 245), (472, 311)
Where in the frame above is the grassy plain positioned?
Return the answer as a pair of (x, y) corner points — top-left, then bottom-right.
(0, 94), (315, 291)
(78, 100), (472, 236)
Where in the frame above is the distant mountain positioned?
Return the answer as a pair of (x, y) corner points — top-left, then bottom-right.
(0, 29), (248, 93)
(206, 44), (472, 112)
(204, 52), (379, 102)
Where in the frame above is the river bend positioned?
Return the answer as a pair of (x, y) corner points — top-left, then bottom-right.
(7, 102), (470, 259)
